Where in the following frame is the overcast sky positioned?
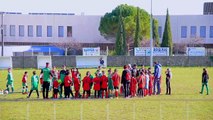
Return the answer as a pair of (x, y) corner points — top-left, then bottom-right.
(0, 0), (211, 15)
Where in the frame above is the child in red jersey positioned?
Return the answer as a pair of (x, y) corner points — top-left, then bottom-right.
(82, 71), (91, 98)
(73, 74), (80, 98)
(137, 70), (145, 97)
(148, 68), (154, 96)
(112, 69), (121, 98)
(22, 71), (28, 94)
(93, 73), (101, 98)
(39, 74), (43, 92)
(64, 70), (73, 98)
(144, 70), (150, 97)
(53, 78), (59, 99)
(101, 70), (108, 98)
(130, 71), (137, 97)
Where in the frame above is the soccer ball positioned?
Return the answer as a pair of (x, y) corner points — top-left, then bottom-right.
(4, 90), (9, 94)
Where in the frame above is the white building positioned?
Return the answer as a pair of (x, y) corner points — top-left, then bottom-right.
(156, 15), (213, 46)
(0, 12), (213, 48)
(0, 13), (112, 46)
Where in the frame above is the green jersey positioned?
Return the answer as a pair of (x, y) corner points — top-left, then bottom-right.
(60, 70), (66, 83)
(42, 67), (51, 82)
(108, 74), (114, 90)
(7, 72), (14, 84)
(31, 75), (39, 90)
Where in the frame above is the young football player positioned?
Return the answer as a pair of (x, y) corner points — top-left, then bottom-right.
(108, 69), (114, 98)
(93, 73), (101, 98)
(112, 69), (121, 98)
(22, 71), (28, 94)
(27, 71), (39, 98)
(64, 70), (73, 98)
(130, 71), (137, 97)
(73, 73), (80, 98)
(82, 71), (91, 98)
(6, 68), (14, 93)
(101, 70), (108, 98)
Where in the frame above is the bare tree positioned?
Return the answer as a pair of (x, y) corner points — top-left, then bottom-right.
(50, 40), (82, 55)
(140, 39), (150, 47)
(173, 36), (204, 55)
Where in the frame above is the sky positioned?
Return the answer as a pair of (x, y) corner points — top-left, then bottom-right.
(0, 0), (212, 15)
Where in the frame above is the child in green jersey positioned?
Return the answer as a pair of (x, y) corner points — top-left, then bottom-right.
(6, 68), (14, 93)
(27, 71), (39, 98)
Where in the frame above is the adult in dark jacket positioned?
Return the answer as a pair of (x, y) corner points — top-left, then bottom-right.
(200, 68), (209, 95)
(121, 65), (131, 98)
(165, 68), (172, 95)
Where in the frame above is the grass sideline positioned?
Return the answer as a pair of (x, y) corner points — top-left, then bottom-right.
(0, 67), (213, 120)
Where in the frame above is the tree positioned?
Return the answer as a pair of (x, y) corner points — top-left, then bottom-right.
(153, 19), (160, 47)
(115, 8), (127, 55)
(134, 7), (141, 47)
(161, 9), (173, 55)
(99, 4), (151, 54)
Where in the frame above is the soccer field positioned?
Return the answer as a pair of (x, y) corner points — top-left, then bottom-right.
(0, 67), (212, 120)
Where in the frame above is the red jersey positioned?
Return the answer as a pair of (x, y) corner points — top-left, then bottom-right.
(64, 75), (72, 87)
(93, 77), (101, 90)
(138, 75), (145, 88)
(53, 80), (59, 89)
(130, 77), (137, 90)
(126, 71), (131, 82)
(112, 73), (120, 87)
(101, 75), (108, 89)
(149, 74), (154, 87)
(22, 75), (27, 83)
(82, 76), (91, 91)
(73, 77), (80, 91)
(40, 78), (43, 85)
(72, 71), (77, 78)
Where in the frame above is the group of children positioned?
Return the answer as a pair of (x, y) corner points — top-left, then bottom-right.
(5, 64), (210, 99)
(5, 65), (159, 99)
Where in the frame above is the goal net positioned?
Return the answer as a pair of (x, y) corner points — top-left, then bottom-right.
(76, 56), (107, 68)
(0, 57), (13, 69)
(37, 56), (52, 69)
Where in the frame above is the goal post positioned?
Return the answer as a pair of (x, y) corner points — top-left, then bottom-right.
(37, 56), (52, 69)
(76, 56), (107, 68)
(0, 56), (13, 69)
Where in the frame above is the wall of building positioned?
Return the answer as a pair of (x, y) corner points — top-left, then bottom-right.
(10, 56), (213, 68)
(0, 14), (212, 45)
(0, 14), (112, 44)
(154, 15), (213, 44)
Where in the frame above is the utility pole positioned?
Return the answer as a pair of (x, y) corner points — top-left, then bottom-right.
(1, 12), (4, 56)
(150, 0), (153, 68)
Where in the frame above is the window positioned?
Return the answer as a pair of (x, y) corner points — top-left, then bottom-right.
(10, 25), (15, 36)
(47, 26), (52, 37)
(200, 26), (206, 38)
(28, 25), (33, 37)
(19, 25), (24, 37)
(36, 25), (42, 37)
(58, 26), (64, 37)
(210, 26), (213, 38)
(158, 26), (162, 38)
(3, 25), (6, 36)
(67, 26), (72, 37)
(181, 26), (187, 38)
(190, 26), (197, 38)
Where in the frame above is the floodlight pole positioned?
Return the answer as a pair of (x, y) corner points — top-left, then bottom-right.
(150, 0), (153, 68)
(1, 12), (4, 56)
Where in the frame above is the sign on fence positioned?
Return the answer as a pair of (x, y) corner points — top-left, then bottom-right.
(134, 47), (169, 56)
(83, 47), (100, 56)
(186, 47), (205, 56)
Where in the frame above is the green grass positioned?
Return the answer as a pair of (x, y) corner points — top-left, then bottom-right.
(0, 67), (213, 120)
